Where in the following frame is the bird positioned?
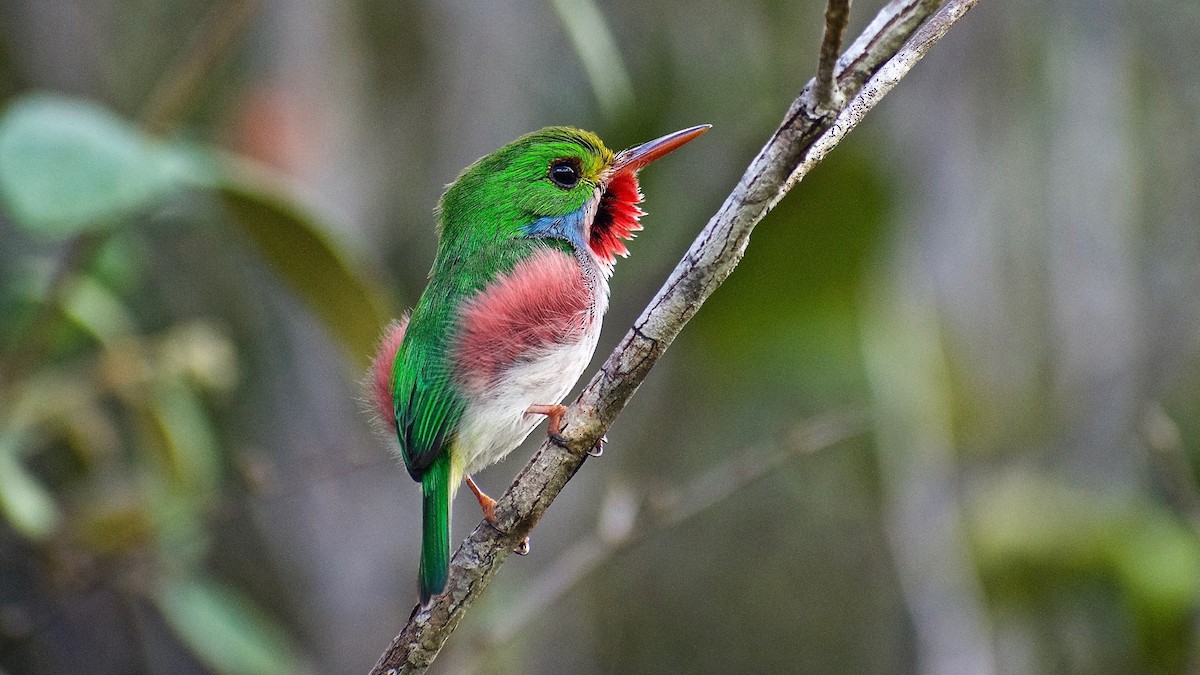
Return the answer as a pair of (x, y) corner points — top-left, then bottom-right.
(366, 124), (709, 606)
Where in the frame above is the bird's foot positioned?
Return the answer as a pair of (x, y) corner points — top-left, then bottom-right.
(464, 475), (530, 555)
(526, 403), (569, 446)
(526, 405), (607, 457)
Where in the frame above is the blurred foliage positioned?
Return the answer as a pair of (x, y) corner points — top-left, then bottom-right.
(0, 84), (384, 671)
(691, 142), (886, 400)
(216, 172), (390, 364)
(971, 474), (1200, 672)
(2, 0), (1200, 674)
(0, 95), (184, 235)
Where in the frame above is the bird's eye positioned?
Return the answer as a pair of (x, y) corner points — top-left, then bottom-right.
(549, 160), (581, 189)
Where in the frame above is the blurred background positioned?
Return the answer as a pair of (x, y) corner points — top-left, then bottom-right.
(2, 0), (1200, 673)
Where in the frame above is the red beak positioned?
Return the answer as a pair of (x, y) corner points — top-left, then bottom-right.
(612, 124), (711, 174)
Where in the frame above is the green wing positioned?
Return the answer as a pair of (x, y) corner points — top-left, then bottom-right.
(391, 294), (465, 481)
(391, 219), (544, 480)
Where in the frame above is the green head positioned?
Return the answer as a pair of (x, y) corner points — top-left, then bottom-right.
(437, 125), (709, 270)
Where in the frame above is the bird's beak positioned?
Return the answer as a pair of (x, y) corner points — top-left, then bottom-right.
(612, 124), (711, 174)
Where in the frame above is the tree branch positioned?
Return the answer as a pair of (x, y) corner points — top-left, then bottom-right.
(371, 0), (981, 672)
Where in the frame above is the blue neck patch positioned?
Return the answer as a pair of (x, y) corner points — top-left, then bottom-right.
(522, 204), (590, 252)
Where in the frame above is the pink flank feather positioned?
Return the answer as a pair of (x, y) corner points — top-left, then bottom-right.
(454, 249), (592, 394)
(367, 314), (409, 429)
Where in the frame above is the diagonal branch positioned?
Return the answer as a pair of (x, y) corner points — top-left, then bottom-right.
(371, 0), (981, 672)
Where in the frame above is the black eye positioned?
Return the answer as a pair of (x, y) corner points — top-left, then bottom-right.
(549, 160), (580, 188)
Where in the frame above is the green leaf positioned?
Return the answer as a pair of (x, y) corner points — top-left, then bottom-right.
(0, 93), (389, 359)
(214, 163), (389, 364)
(549, 0), (634, 120)
(150, 376), (221, 495)
(61, 275), (137, 344)
(157, 578), (307, 675)
(0, 94), (188, 235)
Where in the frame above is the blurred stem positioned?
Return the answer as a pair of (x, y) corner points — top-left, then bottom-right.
(448, 412), (864, 674)
(140, 0), (261, 135)
(862, 260), (996, 675)
(548, 0), (634, 121)
(371, 0), (982, 672)
(0, 0), (259, 395)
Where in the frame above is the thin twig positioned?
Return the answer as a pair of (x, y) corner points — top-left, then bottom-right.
(370, 0), (980, 672)
(815, 0), (853, 113)
(445, 412), (864, 673)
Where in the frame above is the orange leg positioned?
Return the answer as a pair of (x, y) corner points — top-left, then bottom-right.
(464, 475), (497, 523)
(464, 475), (530, 556)
(526, 403), (567, 443)
(527, 404), (607, 456)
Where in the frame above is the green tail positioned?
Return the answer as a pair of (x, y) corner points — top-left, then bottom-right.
(419, 453), (451, 605)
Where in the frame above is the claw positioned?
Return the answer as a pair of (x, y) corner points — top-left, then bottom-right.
(588, 435), (607, 457)
(514, 537), (530, 555)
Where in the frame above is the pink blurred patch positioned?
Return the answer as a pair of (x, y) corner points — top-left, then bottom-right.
(367, 314), (409, 429)
(227, 83), (323, 176)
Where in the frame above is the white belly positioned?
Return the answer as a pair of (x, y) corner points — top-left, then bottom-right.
(453, 318), (602, 477)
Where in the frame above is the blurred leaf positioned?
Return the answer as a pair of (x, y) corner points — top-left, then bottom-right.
(151, 377), (221, 495)
(971, 475), (1121, 581)
(213, 164), (389, 364)
(157, 578), (307, 675)
(0, 94), (189, 235)
(145, 488), (209, 572)
(0, 432), (61, 539)
(970, 473), (1200, 666)
(1112, 506), (1200, 617)
(549, 0), (634, 120)
(971, 475), (1200, 593)
(0, 90), (386, 358)
(61, 275), (138, 344)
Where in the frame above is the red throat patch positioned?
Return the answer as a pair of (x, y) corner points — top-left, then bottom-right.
(589, 170), (645, 264)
